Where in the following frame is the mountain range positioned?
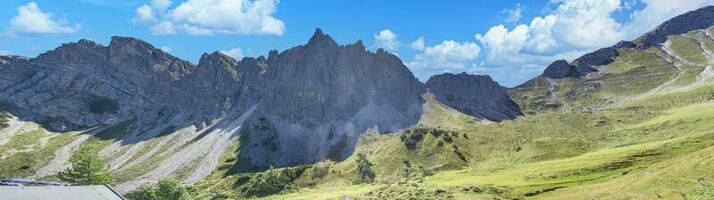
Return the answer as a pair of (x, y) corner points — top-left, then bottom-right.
(1, 5), (714, 200)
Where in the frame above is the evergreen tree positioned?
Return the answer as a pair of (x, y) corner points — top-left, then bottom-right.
(59, 145), (112, 185)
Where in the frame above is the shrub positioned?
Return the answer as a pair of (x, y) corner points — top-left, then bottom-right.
(129, 179), (190, 200)
(355, 153), (375, 183)
(400, 131), (424, 150)
(236, 166), (308, 197)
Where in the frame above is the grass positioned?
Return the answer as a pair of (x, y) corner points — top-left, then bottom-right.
(250, 89), (714, 199)
(3, 27), (713, 200)
(669, 35), (709, 65)
(0, 129), (80, 178)
(0, 129), (47, 153)
(202, 63), (714, 199)
(112, 127), (190, 183)
(511, 48), (678, 113)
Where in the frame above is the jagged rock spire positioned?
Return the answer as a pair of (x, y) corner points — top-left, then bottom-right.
(307, 27), (338, 47)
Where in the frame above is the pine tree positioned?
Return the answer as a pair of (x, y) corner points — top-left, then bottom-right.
(59, 145), (112, 185)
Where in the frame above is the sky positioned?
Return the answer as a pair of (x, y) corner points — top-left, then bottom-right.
(1, 0), (713, 87)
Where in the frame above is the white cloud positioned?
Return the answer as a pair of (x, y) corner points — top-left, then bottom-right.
(408, 40), (481, 75)
(502, 3), (524, 22)
(6, 2), (80, 35)
(410, 36), (425, 50)
(623, 0), (714, 39)
(152, 0), (171, 10)
(133, 0), (177, 23)
(159, 46), (172, 52)
(408, 0), (714, 86)
(134, 0), (285, 36)
(134, 5), (155, 22)
(220, 47), (244, 59)
(373, 29), (401, 51)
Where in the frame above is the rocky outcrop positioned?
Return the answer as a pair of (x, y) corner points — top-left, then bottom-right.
(541, 44), (624, 79)
(0, 28), (530, 169)
(638, 5), (714, 48)
(237, 29), (425, 167)
(0, 37), (234, 131)
(0, 29), (425, 168)
(542, 60), (580, 79)
(572, 47), (617, 73)
(426, 73), (521, 122)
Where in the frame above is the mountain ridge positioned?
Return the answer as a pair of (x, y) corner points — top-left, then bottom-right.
(2, 6), (714, 197)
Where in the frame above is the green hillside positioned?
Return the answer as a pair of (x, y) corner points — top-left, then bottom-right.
(1, 19), (713, 200)
(183, 28), (714, 200)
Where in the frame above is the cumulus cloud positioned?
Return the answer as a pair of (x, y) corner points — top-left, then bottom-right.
(134, 0), (285, 36)
(6, 2), (80, 35)
(406, 0), (714, 86)
(502, 3), (524, 22)
(471, 0), (714, 86)
(373, 29), (401, 51)
(408, 40), (481, 76)
(220, 47), (244, 59)
(410, 36), (425, 50)
(477, 0), (624, 64)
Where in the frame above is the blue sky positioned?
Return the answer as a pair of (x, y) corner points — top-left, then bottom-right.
(1, 0), (713, 86)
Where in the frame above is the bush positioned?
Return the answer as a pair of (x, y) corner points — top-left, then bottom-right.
(355, 153), (375, 183)
(400, 131), (424, 150)
(236, 166), (308, 197)
(129, 179), (189, 200)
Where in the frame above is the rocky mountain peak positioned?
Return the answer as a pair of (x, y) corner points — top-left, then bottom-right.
(426, 72), (522, 122)
(108, 36), (165, 60)
(109, 36), (155, 51)
(237, 28), (425, 167)
(638, 5), (714, 48)
(542, 59), (579, 79)
(307, 27), (339, 49)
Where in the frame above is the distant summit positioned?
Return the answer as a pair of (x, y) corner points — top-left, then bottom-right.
(426, 73), (522, 122)
(638, 5), (714, 48)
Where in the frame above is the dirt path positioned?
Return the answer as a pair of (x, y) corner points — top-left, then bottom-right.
(116, 106), (256, 191)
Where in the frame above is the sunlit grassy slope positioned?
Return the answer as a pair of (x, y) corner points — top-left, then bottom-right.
(182, 28), (714, 200)
(237, 82), (714, 200)
(1, 28), (712, 200)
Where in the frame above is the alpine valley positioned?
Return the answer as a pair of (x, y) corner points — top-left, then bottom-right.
(2, 5), (714, 200)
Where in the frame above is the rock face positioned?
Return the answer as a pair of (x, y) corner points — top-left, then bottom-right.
(638, 5), (714, 48)
(0, 28), (534, 169)
(542, 60), (580, 79)
(237, 29), (425, 167)
(542, 44), (622, 79)
(426, 73), (521, 122)
(0, 28), (426, 168)
(0, 37), (234, 131)
(572, 47), (617, 73)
